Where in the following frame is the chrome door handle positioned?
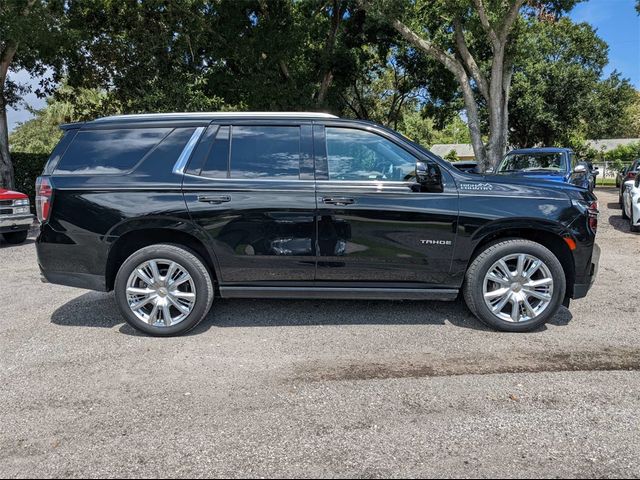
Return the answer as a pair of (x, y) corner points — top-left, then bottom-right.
(322, 197), (355, 206)
(198, 194), (231, 204)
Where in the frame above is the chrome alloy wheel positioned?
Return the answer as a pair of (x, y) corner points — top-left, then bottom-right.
(125, 259), (196, 327)
(482, 253), (554, 323)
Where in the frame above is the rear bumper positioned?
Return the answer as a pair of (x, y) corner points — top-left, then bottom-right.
(572, 242), (600, 299)
(0, 214), (34, 233)
(36, 223), (110, 292)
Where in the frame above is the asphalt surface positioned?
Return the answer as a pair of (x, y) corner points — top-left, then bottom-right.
(1, 187), (639, 478)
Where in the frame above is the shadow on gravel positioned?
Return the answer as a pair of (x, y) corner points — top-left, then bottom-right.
(296, 348), (640, 382)
(51, 292), (573, 335)
(608, 214), (636, 234)
(0, 238), (36, 247)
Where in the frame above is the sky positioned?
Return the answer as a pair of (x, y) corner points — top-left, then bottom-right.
(6, 0), (640, 132)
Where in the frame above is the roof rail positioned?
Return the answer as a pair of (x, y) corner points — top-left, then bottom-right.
(93, 111), (339, 122)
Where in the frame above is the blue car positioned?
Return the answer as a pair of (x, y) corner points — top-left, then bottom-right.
(495, 147), (593, 191)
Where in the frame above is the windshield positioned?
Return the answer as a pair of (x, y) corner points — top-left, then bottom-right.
(497, 152), (566, 173)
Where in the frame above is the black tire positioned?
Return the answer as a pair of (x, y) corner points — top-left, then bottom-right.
(622, 204), (629, 219)
(463, 239), (566, 332)
(114, 243), (214, 336)
(2, 230), (29, 244)
(631, 211), (640, 233)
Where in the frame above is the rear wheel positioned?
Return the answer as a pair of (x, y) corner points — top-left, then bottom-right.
(2, 230), (28, 244)
(463, 239), (566, 332)
(114, 244), (214, 336)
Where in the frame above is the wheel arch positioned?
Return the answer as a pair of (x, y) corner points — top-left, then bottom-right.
(467, 226), (576, 298)
(105, 227), (220, 292)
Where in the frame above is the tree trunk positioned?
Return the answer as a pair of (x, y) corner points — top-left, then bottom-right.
(0, 42), (17, 189)
(0, 97), (14, 190)
(317, 0), (345, 105)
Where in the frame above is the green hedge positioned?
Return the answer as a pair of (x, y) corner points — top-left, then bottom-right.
(12, 152), (49, 208)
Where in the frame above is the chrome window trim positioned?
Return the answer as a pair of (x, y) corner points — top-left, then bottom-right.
(173, 127), (206, 175)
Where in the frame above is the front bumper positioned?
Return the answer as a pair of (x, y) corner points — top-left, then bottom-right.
(572, 242), (600, 299)
(0, 214), (34, 234)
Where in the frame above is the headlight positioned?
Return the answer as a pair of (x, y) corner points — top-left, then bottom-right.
(13, 199), (29, 206)
(13, 206), (30, 214)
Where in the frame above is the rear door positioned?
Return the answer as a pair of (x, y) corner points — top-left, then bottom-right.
(313, 122), (459, 286)
(182, 121), (317, 284)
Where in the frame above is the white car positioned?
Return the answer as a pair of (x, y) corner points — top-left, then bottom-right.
(622, 178), (640, 232)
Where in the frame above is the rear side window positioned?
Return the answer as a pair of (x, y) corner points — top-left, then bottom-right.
(229, 126), (300, 179)
(55, 128), (171, 174)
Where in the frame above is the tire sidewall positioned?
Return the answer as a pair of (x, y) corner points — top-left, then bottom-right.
(114, 244), (213, 336)
(468, 240), (566, 332)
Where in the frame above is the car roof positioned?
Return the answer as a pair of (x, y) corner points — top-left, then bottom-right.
(507, 147), (572, 154)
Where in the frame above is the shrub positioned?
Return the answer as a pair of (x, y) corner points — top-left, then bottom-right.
(11, 152), (49, 207)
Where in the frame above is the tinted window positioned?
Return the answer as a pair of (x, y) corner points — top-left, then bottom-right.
(497, 152), (567, 173)
(56, 128), (171, 174)
(200, 126), (230, 178)
(325, 127), (417, 181)
(43, 129), (77, 174)
(230, 126), (300, 179)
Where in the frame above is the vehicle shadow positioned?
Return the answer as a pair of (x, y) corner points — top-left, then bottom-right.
(0, 237), (36, 247)
(51, 291), (573, 335)
(608, 214), (637, 234)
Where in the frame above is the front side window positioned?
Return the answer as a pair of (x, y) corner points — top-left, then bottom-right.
(497, 152), (567, 173)
(55, 128), (171, 174)
(230, 126), (300, 179)
(325, 127), (417, 182)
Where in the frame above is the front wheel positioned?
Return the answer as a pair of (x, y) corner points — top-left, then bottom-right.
(114, 244), (214, 336)
(463, 239), (566, 332)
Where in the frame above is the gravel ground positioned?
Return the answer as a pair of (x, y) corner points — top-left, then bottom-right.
(1, 187), (639, 479)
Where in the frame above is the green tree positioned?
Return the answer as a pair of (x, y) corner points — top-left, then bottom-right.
(508, 16), (638, 147)
(10, 83), (119, 154)
(364, 0), (582, 170)
(63, 1), (374, 114)
(444, 149), (459, 162)
(0, 0), (67, 188)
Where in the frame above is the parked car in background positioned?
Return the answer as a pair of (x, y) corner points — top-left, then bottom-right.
(615, 166), (628, 188)
(450, 161), (479, 174)
(36, 112), (600, 336)
(0, 189), (34, 244)
(619, 159), (640, 206)
(622, 177), (640, 232)
(495, 147), (593, 191)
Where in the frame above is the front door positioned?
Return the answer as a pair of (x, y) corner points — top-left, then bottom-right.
(183, 122), (317, 284)
(313, 124), (459, 287)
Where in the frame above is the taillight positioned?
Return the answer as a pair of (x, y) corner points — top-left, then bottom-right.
(628, 172), (637, 180)
(35, 176), (53, 223)
(572, 199), (599, 234)
(587, 200), (598, 233)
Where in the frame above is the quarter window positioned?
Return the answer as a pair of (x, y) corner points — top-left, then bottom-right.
(230, 126), (300, 179)
(325, 127), (417, 181)
(200, 126), (230, 178)
(55, 128), (171, 174)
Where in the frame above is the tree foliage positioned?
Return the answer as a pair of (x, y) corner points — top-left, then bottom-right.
(0, 0), (67, 188)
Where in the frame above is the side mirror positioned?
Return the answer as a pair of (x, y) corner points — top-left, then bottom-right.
(416, 161), (443, 192)
(573, 163), (588, 174)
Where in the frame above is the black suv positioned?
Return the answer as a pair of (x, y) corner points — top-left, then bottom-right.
(36, 112), (600, 335)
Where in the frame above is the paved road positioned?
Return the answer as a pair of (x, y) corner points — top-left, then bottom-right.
(1, 188), (639, 478)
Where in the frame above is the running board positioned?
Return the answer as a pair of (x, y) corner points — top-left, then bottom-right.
(219, 286), (459, 301)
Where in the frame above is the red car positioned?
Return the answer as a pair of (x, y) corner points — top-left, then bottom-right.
(0, 188), (34, 244)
